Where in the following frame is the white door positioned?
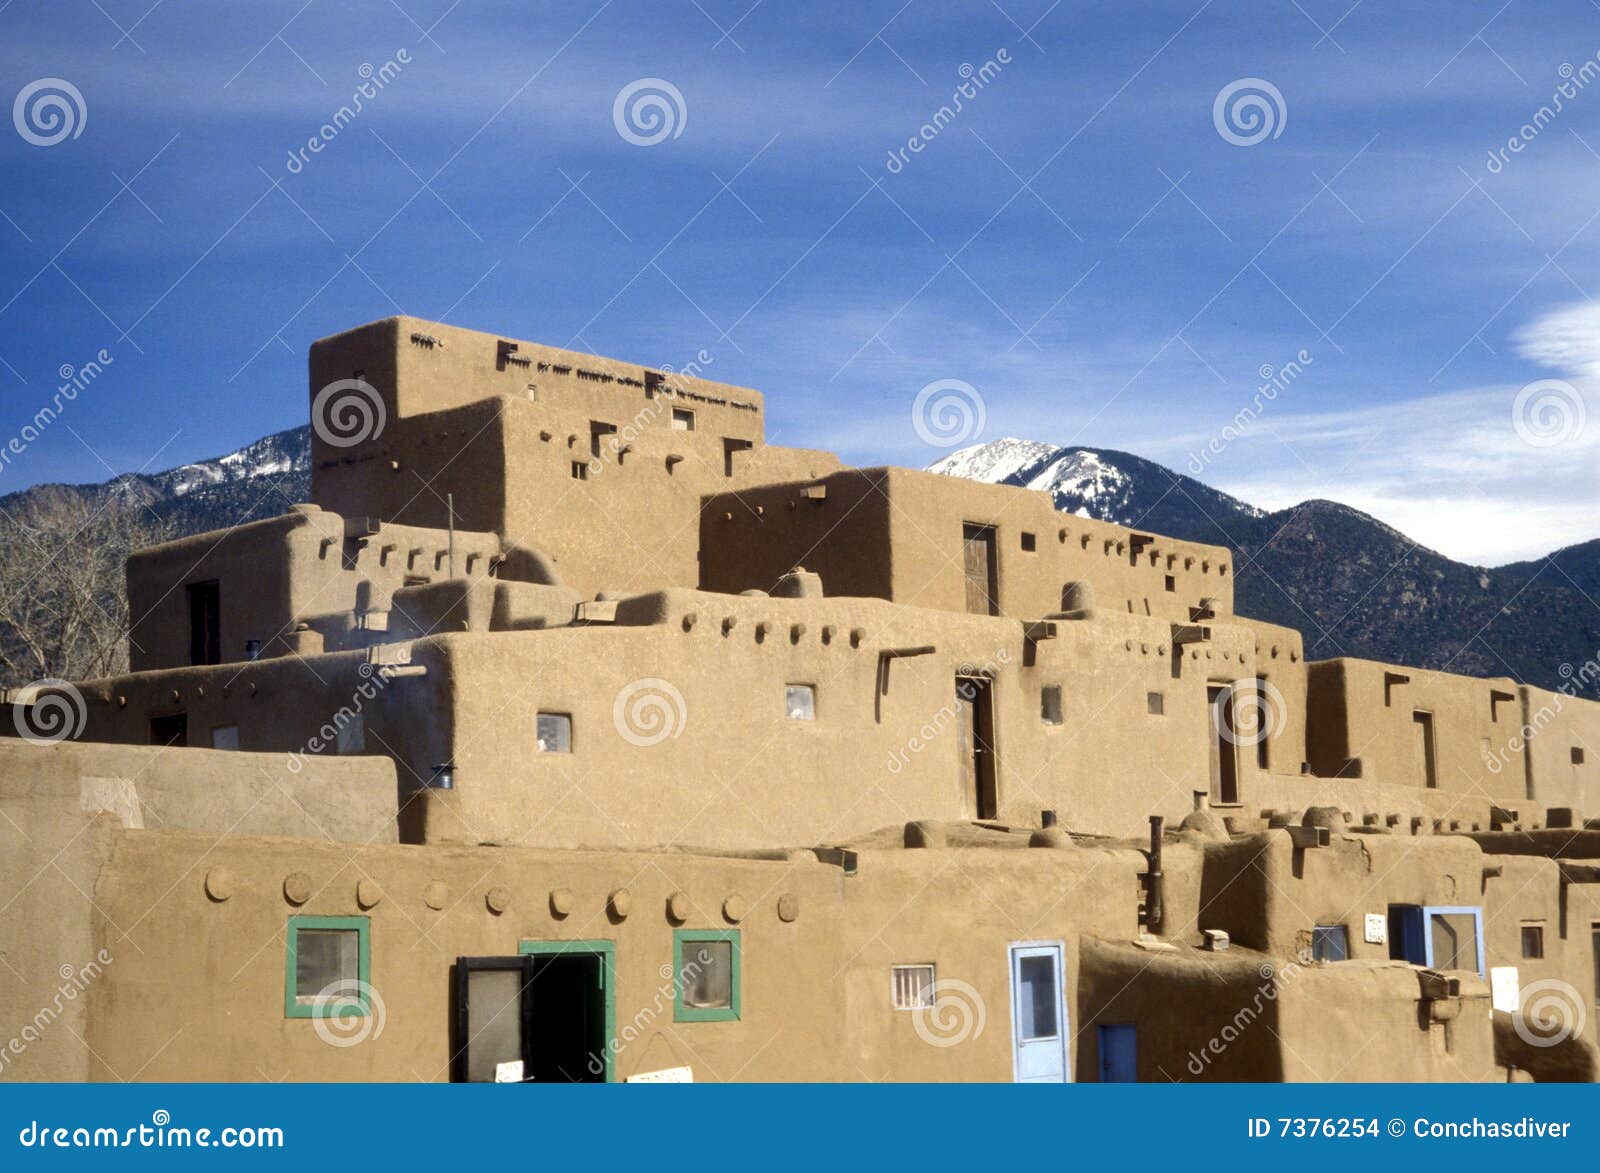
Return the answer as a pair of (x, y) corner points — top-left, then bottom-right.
(1009, 941), (1068, 1083)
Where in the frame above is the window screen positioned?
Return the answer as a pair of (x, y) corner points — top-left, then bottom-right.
(465, 967), (526, 1083)
(785, 684), (816, 721)
(294, 928), (360, 1005)
(536, 712), (572, 753)
(1430, 911), (1479, 972)
(1016, 954), (1058, 1040)
(680, 939), (733, 1009)
(892, 964), (935, 1009)
(1311, 925), (1349, 962)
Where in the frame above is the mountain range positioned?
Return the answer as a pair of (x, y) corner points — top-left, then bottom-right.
(0, 426), (1593, 695)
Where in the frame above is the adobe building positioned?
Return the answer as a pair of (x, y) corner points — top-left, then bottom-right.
(2, 316), (1597, 1084)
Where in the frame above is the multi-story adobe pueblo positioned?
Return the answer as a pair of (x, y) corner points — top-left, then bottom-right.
(3, 317), (1598, 1084)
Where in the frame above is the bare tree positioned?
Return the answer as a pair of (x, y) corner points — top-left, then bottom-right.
(0, 493), (172, 687)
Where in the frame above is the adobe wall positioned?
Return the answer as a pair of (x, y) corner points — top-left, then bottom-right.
(127, 506), (500, 671)
(1518, 684), (1600, 818)
(1306, 658), (1530, 805)
(0, 744), (400, 1083)
(701, 466), (1236, 622)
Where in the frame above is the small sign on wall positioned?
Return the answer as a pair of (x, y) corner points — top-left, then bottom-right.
(627, 1066), (694, 1083)
(1363, 913), (1387, 945)
(494, 1060), (524, 1083)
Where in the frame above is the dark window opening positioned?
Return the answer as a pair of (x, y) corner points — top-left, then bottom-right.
(1574, 747), (1587, 766)
(1413, 710), (1437, 789)
(1040, 685), (1062, 726)
(956, 674), (998, 820)
(187, 579), (220, 666)
(1164, 574), (1175, 592)
(589, 421), (617, 458)
(1521, 924), (1545, 959)
(1207, 684), (1239, 805)
(1146, 692), (1164, 716)
(671, 408), (695, 431)
(149, 712), (188, 748)
(1020, 531), (1036, 552)
(570, 461), (588, 481)
(723, 438), (754, 477)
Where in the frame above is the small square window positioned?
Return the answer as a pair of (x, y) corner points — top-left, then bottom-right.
(1521, 924), (1545, 959)
(285, 915), (369, 1018)
(570, 461), (588, 480)
(671, 407), (695, 431)
(786, 684), (816, 721)
(210, 723), (239, 751)
(1311, 924), (1349, 962)
(1146, 692), (1164, 716)
(674, 930), (740, 1022)
(891, 964), (935, 1009)
(536, 712), (572, 753)
(1020, 531), (1036, 552)
(1573, 747), (1586, 766)
(1164, 574), (1175, 592)
(337, 714), (365, 755)
(1040, 685), (1063, 726)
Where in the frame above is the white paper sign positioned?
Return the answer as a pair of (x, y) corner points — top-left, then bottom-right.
(1490, 966), (1521, 1014)
(626, 1065), (693, 1083)
(494, 1060), (525, 1083)
(1363, 913), (1387, 945)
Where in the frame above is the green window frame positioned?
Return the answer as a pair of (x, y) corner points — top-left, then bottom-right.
(673, 929), (741, 1022)
(285, 915), (370, 1019)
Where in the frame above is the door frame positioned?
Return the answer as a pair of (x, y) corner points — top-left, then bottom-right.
(1007, 939), (1069, 1084)
(519, 939), (617, 1083)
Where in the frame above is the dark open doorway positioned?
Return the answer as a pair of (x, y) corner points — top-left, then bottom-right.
(453, 945), (612, 1083)
(1207, 684), (1238, 805)
(956, 674), (998, 820)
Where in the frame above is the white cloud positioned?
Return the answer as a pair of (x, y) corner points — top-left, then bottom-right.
(1514, 300), (1600, 379)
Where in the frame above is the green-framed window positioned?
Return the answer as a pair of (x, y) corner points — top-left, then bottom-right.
(285, 915), (370, 1019)
(674, 929), (741, 1022)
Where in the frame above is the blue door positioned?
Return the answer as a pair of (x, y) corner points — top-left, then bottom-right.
(1098, 1023), (1137, 1082)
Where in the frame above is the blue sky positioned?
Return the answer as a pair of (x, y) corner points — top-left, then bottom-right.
(1, 0), (1597, 564)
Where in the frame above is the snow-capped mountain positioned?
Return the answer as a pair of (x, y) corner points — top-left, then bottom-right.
(929, 438), (1600, 695)
(151, 427), (310, 498)
(929, 438), (1262, 544)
